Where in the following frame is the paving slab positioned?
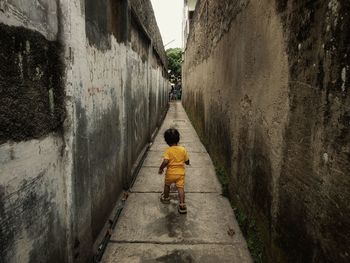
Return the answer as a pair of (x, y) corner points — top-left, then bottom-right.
(131, 167), (221, 193)
(142, 151), (213, 167)
(160, 120), (195, 129)
(110, 193), (244, 244)
(149, 142), (207, 153)
(102, 243), (251, 263)
(102, 102), (252, 262)
(153, 133), (201, 144)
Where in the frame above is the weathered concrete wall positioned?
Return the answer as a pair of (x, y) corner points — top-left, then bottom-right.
(0, 137), (67, 263)
(0, 0), (168, 262)
(0, 1), (66, 262)
(183, 0), (349, 262)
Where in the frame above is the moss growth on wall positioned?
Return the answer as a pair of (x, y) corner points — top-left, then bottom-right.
(234, 208), (264, 263)
(213, 162), (265, 263)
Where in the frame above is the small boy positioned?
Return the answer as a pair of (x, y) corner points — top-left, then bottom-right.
(158, 128), (190, 214)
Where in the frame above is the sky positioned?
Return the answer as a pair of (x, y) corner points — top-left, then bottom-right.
(150, 0), (184, 50)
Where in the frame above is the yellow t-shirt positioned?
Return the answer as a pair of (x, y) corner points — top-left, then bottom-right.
(163, 146), (189, 175)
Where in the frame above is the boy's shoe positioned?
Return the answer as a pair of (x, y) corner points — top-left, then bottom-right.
(178, 203), (187, 214)
(160, 193), (170, 204)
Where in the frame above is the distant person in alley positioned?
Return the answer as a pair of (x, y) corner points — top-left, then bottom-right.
(158, 128), (190, 214)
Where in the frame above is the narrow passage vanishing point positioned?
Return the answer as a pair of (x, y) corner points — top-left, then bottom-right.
(102, 102), (252, 262)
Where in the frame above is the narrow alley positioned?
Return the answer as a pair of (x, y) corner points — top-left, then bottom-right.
(101, 102), (252, 262)
(1, 0), (349, 262)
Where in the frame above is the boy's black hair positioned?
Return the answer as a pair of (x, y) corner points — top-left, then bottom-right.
(164, 128), (180, 146)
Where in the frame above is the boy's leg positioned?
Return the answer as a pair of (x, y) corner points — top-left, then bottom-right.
(177, 187), (187, 214)
(175, 175), (185, 204)
(177, 187), (185, 204)
(163, 184), (170, 198)
(176, 177), (187, 213)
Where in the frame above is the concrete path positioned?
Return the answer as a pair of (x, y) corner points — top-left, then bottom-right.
(102, 102), (252, 262)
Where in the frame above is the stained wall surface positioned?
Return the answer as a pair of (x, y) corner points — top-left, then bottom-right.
(0, 0), (168, 262)
(183, 0), (349, 262)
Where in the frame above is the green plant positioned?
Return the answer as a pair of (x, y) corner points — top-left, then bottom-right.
(214, 163), (229, 197)
(213, 163), (264, 263)
(234, 208), (264, 263)
(166, 48), (182, 78)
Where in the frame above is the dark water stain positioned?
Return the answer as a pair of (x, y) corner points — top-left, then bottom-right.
(147, 204), (197, 239)
(0, 173), (66, 262)
(110, 0), (128, 43)
(251, 131), (272, 226)
(85, 0), (110, 50)
(165, 212), (185, 238)
(142, 249), (222, 263)
(206, 102), (232, 172)
(89, 105), (123, 240)
(155, 250), (194, 263)
(71, 101), (93, 262)
(0, 23), (64, 143)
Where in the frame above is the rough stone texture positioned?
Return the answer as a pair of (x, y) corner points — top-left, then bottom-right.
(0, 0), (168, 262)
(102, 102), (252, 263)
(183, 0), (350, 262)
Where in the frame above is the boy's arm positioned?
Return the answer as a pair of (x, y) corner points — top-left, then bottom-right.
(184, 148), (190, 165)
(158, 159), (169, 174)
